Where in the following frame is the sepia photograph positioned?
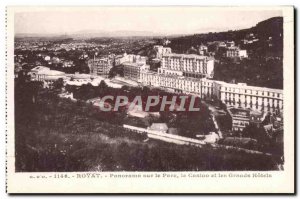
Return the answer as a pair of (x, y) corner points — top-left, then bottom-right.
(6, 6), (294, 193)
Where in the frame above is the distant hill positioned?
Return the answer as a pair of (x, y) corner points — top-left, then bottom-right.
(15, 29), (190, 40)
(133, 17), (284, 89)
(16, 30), (172, 39)
(255, 17), (283, 40)
(71, 30), (159, 38)
(167, 17), (283, 56)
(15, 33), (71, 42)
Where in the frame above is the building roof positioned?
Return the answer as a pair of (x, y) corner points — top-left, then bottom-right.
(250, 111), (266, 123)
(68, 73), (92, 79)
(31, 66), (65, 76)
(142, 70), (283, 94)
(227, 46), (240, 50)
(86, 97), (101, 103)
(215, 80), (283, 93)
(151, 58), (161, 62)
(31, 66), (49, 71)
(127, 109), (149, 118)
(228, 107), (250, 118)
(115, 54), (124, 59)
(142, 71), (207, 82)
(44, 70), (65, 76)
(123, 62), (145, 67)
(263, 124), (273, 132)
(163, 53), (208, 60)
(149, 123), (168, 132)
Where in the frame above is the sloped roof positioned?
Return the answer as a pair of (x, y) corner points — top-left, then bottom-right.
(40, 69), (65, 76)
(31, 66), (50, 71)
(149, 123), (168, 132)
(70, 73), (91, 79)
(31, 66), (65, 76)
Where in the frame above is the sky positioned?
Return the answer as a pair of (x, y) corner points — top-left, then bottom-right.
(14, 7), (282, 36)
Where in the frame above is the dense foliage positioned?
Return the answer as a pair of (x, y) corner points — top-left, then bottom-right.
(213, 58), (283, 89)
(65, 82), (215, 136)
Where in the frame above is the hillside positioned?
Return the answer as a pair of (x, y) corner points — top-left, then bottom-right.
(135, 17), (283, 89)
(15, 80), (279, 171)
(167, 17), (283, 57)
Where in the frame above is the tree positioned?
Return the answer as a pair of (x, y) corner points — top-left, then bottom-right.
(97, 80), (108, 95)
(53, 78), (64, 90)
(243, 124), (270, 144)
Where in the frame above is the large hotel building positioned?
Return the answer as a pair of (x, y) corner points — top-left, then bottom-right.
(159, 53), (215, 78)
(140, 71), (283, 113)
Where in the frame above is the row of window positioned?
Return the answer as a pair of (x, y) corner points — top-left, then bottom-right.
(233, 121), (249, 127)
(222, 88), (281, 98)
(225, 101), (283, 110)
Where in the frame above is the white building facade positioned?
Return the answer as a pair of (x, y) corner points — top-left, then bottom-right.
(115, 53), (147, 66)
(159, 53), (214, 78)
(214, 82), (283, 113)
(153, 45), (172, 59)
(123, 62), (150, 82)
(140, 71), (283, 113)
(226, 47), (248, 58)
(29, 66), (66, 82)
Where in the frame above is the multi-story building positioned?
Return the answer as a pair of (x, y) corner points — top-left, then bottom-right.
(88, 57), (113, 77)
(153, 45), (172, 59)
(114, 54), (126, 66)
(213, 82), (283, 113)
(227, 108), (250, 131)
(159, 53), (214, 78)
(118, 53), (149, 82)
(198, 45), (208, 55)
(218, 42), (227, 48)
(163, 39), (171, 46)
(141, 71), (214, 97)
(226, 41), (235, 47)
(140, 71), (283, 113)
(226, 47), (248, 58)
(227, 108), (267, 132)
(123, 62), (149, 82)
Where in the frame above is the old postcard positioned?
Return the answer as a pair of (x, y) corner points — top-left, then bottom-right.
(6, 6), (294, 193)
